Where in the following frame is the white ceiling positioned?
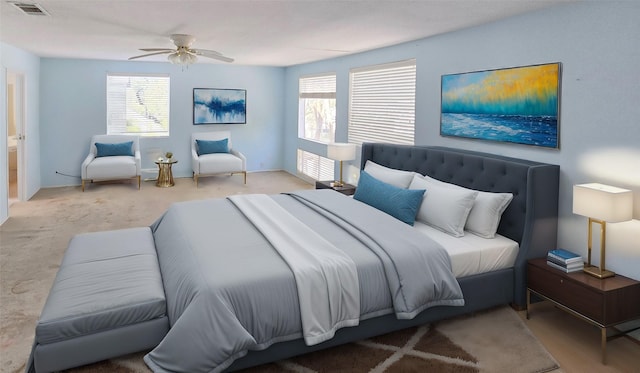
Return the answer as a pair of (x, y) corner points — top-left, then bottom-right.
(0, 0), (570, 67)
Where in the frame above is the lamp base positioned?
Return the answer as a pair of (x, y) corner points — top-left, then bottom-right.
(583, 265), (615, 279)
(331, 181), (345, 187)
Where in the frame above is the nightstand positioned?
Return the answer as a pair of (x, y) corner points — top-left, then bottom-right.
(315, 180), (356, 196)
(526, 258), (640, 364)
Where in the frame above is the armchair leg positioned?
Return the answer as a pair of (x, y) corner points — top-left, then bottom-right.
(81, 180), (85, 192)
(243, 171), (247, 184)
(194, 174), (199, 188)
(137, 176), (141, 190)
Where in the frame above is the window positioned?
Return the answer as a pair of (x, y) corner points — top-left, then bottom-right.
(107, 74), (170, 137)
(297, 149), (335, 182)
(299, 73), (336, 143)
(348, 59), (416, 145)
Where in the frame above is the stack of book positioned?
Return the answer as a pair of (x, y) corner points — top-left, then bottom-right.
(547, 248), (584, 273)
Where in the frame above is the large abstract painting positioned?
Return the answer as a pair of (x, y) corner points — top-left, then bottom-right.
(441, 63), (561, 148)
(194, 88), (246, 124)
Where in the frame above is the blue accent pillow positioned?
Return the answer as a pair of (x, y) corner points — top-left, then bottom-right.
(196, 138), (229, 155)
(95, 141), (134, 157)
(354, 171), (425, 226)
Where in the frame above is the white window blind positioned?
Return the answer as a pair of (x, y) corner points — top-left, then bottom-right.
(297, 149), (335, 182)
(107, 74), (170, 137)
(299, 73), (336, 143)
(300, 74), (336, 98)
(348, 59), (416, 145)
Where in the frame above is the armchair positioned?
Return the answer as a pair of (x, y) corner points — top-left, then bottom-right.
(81, 135), (141, 191)
(191, 131), (246, 187)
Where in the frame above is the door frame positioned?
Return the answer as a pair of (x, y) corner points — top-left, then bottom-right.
(6, 69), (26, 204)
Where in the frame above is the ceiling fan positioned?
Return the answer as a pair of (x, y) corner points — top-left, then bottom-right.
(128, 34), (234, 64)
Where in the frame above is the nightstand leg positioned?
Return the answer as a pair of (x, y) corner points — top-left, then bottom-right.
(526, 289), (531, 319)
(601, 327), (607, 364)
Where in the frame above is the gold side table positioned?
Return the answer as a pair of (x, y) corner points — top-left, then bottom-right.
(155, 159), (177, 187)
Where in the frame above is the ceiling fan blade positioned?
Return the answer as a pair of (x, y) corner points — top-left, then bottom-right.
(192, 48), (224, 57)
(201, 54), (235, 63)
(193, 49), (234, 63)
(139, 48), (174, 52)
(128, 51), (172, 60)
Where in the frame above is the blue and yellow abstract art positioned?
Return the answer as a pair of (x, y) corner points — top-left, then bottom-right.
(441, 63), (560, 148)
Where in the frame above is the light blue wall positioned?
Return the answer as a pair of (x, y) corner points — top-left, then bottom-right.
(284, 1), (640, 279)
(39, 59), (285, 186)
(0, 42), (41, 224)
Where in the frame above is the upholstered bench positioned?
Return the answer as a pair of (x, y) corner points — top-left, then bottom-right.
(27, 227), (169, 373)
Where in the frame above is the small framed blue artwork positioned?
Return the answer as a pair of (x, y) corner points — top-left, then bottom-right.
(440, 62), (561, 148)
(193, 88), (246, 124)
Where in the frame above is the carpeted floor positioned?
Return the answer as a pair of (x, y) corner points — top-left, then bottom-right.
(0, 172), (559, 373)
(63, 306), (559, 373)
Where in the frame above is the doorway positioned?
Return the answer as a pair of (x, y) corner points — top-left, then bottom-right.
(6, 71), (24, 206)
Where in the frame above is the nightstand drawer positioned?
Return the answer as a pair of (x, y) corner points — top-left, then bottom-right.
(528, 264), (604, 322)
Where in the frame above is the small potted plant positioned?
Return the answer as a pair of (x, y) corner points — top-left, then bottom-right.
(165, 151), (173, 160)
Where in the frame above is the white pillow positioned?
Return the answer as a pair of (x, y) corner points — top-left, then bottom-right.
(363, 160), (415, 189)
(409, 175), (478, 237)
(415, 174), (513, 238)
(465, 191), (513, 238)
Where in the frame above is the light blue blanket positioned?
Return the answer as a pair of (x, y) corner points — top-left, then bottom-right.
(145, 190), (463, 373)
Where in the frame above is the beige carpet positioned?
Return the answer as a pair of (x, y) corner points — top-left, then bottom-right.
(61, 306), (559, 373)
(0, 172), (558, 373)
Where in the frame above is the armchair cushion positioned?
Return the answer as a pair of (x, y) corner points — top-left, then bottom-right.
(86, 156), (138, 180)
(197, 153), (244, 175)
(95, 141), (134, 157)
(196, 139), (229, 155)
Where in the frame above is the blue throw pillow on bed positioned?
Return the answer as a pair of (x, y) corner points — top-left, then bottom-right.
(354, 171), (425, 226)
(196, 138), (229, 155)
(95, 141), (134, 157)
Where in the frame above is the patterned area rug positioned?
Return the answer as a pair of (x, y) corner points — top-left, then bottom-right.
(64, 306), (559, 373)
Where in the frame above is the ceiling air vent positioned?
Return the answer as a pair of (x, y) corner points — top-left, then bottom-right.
(10, 2), (49, 16)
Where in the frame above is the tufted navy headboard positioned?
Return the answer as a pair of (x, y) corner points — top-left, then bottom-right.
(361, 143), (559, 306)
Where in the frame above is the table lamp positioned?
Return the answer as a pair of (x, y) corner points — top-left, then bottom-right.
(327, 143), (357, 187)
(572, 183), (633, 278)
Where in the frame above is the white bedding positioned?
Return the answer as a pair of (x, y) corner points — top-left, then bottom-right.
(413, 222), (519, 278)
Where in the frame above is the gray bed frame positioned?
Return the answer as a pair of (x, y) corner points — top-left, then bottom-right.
(227, 143), (559, 371)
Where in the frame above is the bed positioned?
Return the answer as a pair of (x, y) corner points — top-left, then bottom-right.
(139, 143), (559, 373)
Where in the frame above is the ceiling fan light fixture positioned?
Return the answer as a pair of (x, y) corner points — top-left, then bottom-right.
(185, 53), (197, 64)
(168, 50), (197, 65)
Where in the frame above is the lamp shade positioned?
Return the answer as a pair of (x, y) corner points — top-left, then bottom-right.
(573, 183), (633, 222)
(327, 143), (356, 161)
